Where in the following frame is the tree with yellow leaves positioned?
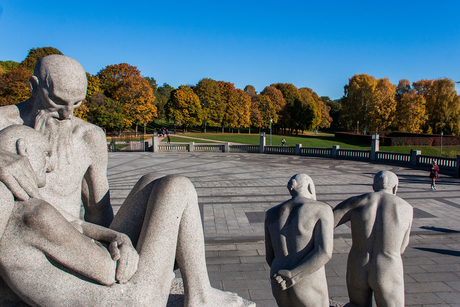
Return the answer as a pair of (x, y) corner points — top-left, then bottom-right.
(235, 88), (251, 133)
(166, 85), (203, 132)
(0, 67), (31, 106)
(366, 77), (396, 132)
(194, 78), (224, 133)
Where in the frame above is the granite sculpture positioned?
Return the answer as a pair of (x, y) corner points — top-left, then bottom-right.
(333, 170), (413, 307)
(0, 55), (252, 307)
(265, 174), (334, 307)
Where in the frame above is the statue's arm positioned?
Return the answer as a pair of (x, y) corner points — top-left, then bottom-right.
(82, 127), (114, 227)
(401, 206), (413, 254)
(275, 206), (334, 289)
(264, 213), (275, 267)
(333, 196), (362, 227)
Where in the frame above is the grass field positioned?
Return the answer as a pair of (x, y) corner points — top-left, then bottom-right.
(164, 132), (459, 157)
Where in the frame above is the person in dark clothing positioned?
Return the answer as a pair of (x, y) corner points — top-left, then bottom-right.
(429, 160), (439, 190)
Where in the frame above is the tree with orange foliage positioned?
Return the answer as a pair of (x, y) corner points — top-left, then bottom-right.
(0, 67), (31, 106)
(194, 78), (224, 133)
(367, 77), (396, 132)
(217, 81), (239, 132)
(236, 88), (251, 133)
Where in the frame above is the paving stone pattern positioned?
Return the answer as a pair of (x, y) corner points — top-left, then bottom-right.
(108, 152), (460, 306)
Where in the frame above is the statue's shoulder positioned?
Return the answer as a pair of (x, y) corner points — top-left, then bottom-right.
(0, 104), (22, 130)
(72, 118), (106, 147)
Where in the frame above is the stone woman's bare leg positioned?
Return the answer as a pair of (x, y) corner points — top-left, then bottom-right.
(112, 174), (246, 306)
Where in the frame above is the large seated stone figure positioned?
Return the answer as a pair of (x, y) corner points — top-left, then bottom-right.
(265, 174), (334, 307)
(0, 55), (251, 307)
(333, 170), (413, 307)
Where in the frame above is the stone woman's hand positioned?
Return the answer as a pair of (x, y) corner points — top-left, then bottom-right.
(109, 234), (139, 284)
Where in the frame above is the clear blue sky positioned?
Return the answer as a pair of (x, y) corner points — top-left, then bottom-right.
(0, 0), (459, 100)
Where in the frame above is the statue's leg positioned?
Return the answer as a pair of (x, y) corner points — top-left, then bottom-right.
(370, 262), (405, 307)
(0, 203), (127, 307)
(111, 174), (246, 307)
(347, 261), (373, 307)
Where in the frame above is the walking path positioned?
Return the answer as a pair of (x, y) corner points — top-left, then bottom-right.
(108, 152), (460, 306)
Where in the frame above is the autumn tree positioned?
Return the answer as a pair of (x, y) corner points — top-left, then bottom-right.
(271, 83), (302, 133)
(145, 77), (158, 93)
(166, 85), (203, 132)
(97, 63), (156, 133)
(299, 87), (322, 132)
(236, 88), (251, 133)
(340, 74), (378, 133)
(0, 60), (20, 72)
(260, 86), (286, 133)
(74, 73), (102, 120)
(244, 85), (257, 97)
(366, 78), (396, 131)
(217, 81), (239, 132)
(115, 76), (157, 134)
(194, 78), (224, 133)
(20, 47), (63, 72)
(0, 67), (31, 106)
(249, 95), (263, 132)
(321, 96), (340, 130)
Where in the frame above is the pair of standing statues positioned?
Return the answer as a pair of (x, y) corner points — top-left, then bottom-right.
(265, 172), (413, 307)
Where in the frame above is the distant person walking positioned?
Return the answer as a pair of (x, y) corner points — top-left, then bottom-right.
(167, 133), (171, 144)
(281, 138), (286, 146)
(429, 160), (439, 190)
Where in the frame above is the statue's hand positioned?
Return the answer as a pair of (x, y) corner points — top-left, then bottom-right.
(108, 234), (139, 284)
(272, 269), (295, 290)
(0, 150), (40, 200)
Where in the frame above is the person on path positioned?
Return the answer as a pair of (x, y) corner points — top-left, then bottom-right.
(167, 133), (171, 144)
(429, 160), (439, 190)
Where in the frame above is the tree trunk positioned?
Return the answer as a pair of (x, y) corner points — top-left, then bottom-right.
(135, 124), (138, 136)
(249, 126), (251, 134)
(238, 128), (241, 134)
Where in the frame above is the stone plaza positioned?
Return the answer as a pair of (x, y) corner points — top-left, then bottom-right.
(108, 151), (460, 307)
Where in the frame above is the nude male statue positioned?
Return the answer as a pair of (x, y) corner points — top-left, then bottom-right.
(265, 174), (334, 307)
(0, 55), (248, 306)
(333, 171), (413, 307)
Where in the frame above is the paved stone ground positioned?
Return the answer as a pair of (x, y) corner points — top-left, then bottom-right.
(108, 152), (460, 306)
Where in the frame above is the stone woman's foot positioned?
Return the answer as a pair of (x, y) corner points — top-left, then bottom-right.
(185, 287), (255, 307)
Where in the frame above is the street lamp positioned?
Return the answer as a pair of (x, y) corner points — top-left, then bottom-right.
(441, 131), (444, 155)
(357, 120), (359, 135)
(270, 118), (273, 146)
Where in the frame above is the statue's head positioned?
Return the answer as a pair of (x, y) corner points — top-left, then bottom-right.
(373, 170), (399, 195)
(29, 55), (87, 121)
(0, 125), (52, 188)
(287, 173), (316, 200)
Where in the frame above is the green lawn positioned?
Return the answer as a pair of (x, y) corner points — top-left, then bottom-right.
(161, 136), (217, 143)
(176, 133), (459, 157)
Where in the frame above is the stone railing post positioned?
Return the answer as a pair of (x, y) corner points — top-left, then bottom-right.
(224, 142), (230, 153)
(456, 155), (460, 178)
(260, 133), (266, 153)
(332, 145), (340, 158)
(189, 142), (194, 152)
(411, 150), (421, 166)
(371, 134), (379, 161)
(152, 132), (159, 153)
(295, 144), (302, 155)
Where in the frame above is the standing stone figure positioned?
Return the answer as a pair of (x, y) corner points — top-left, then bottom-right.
(333, 170), (413, 307)
(0, 55), (251, 307)
(265, 174), (334, 307)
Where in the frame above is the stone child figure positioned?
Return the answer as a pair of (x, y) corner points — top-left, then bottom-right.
(265, 174), (334, 307)
(333, 171), (413, 307)
(0, 55), (249, 306)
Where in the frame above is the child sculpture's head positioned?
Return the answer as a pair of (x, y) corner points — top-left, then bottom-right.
(0, 125), (52, 188)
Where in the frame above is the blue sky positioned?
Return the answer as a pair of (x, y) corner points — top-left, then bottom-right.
(0, 0), (459, 99)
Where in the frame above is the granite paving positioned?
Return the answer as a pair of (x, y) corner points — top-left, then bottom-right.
(108, 151), (460, 306)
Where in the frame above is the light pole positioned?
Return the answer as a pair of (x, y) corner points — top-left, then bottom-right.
(270, 118), (273, 146)
(357, 120), (359, 135)
(441, 131), (444, 155)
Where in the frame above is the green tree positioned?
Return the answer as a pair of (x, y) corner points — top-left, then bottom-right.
(85, 92), (126, 132)
(156, 83), (175, 120)
(145, 77), (158, 93)
(166, 85), (203, 132)
(0, 60), (20, 73)
(20, 47), (63, 72)
(271, 83), (302, 133)
(194, 78), (224, 133)
(321, 96), (340, 130)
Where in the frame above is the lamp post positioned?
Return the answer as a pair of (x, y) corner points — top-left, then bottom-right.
(357, 120), (359, 135)
(270, 118), (273, 146)
(441, 131), (444, 155)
